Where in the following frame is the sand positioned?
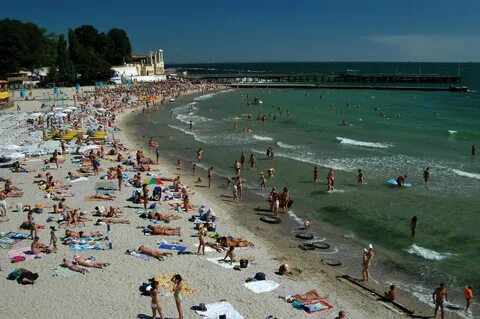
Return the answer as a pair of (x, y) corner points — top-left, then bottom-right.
(0, 87), (418, 319)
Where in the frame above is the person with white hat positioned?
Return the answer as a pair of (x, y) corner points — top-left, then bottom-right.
(362, 244), (374, 282)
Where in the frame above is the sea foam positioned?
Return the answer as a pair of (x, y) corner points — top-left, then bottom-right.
(277, 141), (297, 149)
(336, 137), (393, 149)
(252, 135), (273, 141)
(194, 93), (216, 101)
(452, 169), (480, 180)
(406, 244), (454, 261)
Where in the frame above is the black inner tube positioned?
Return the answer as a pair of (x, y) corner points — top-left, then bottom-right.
(313, 242), (331, 249)
(298, 244), (316, 251)
(322, 259), (342, 267)
(295, 232), (314, 240)
(259, 216), (281, 224)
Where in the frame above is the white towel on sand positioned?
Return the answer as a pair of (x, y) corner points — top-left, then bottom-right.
(244, 280), (279, 293)
(194, 243), (217, 253)
(195, 301), (244, 319)
(206, 257), (239, 269)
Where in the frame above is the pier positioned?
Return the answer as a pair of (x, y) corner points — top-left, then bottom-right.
(185, 72), (467, 92)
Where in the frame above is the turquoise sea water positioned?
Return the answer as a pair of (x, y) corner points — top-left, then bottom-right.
(135, 63), (480, 315)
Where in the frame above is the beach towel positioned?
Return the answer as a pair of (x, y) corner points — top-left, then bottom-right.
(154, 273), (195, 296)
(69, 242), (102, 252)
(159, 243), (187, 252)
(68, 177), (88, 183)
(8, 247), (44, 262)
(95, 181), (116, 190)
(206, 257), (240, 269)
(128, 250), (152, 261)
(194, 243), (218, 253)
(302, 300), (334, 314)
(195, 301), (244, 319)
(244, 280), (279, 293)
(0, 232), (29, 249)
(53, 266), (79, 278)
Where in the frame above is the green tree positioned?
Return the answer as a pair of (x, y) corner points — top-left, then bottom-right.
(106, 28), (132, 65)
(56, 34), (76, 85)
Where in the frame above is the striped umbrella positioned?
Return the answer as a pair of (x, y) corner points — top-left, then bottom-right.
(143, 177), (165, 185)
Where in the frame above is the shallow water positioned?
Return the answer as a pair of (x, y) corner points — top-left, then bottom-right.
(132, 87), (480, 315)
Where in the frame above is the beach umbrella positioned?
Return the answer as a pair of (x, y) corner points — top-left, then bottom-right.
(46, 112), (55, 116)
(96, 108), (107, 112)
(55, 112), (68, 117)
(53, 107), (63, 111)
(143, 177), (165, 185)
(67, 106), (77, 110)
(63, 109), (73, 113)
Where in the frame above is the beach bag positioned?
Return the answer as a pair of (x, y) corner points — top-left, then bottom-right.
(11, 255), (26, 263)
(240, 259), (249, 268)
(254, 272), (266, 281)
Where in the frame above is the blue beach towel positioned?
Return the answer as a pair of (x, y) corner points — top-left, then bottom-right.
(158, 243), (187, 252)
(69, 243), (102, 252)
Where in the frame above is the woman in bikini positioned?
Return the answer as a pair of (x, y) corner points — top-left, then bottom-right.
(197, 225), (208, 255)
(62, 258), (88, 274)
(286, 289), (327, 303)
(147, 225), (181, 236)
(151, 279), (164, 319)
(138, 246), (173, 261)
(74, 255), (109, 269)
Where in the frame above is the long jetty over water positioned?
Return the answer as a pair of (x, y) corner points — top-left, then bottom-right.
(185, 72), (467, 91)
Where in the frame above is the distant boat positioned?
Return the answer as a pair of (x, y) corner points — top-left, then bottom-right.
(448, 85), (468, 92)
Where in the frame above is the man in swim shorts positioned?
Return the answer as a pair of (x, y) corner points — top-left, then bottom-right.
(396, 175), (407, 187)
(433, 282), (448, 319)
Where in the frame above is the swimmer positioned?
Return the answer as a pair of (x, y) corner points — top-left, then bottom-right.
(423, 167), (430, 183)
(357, 169), (364, 184)
(396, 175), (407, 187)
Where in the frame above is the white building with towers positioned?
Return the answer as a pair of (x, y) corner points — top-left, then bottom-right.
(110, 49), (166, 83)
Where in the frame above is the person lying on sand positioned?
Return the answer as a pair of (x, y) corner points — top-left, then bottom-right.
(65, 229), (103, 238)
(144, 211), (181, 222)
(138, 246), (173, 261)
(7, 268), (39, 285)
(205, 242), (227, 253)
(74, 255), (109, 269)
(286, 289), (328, 303)
(147, 225), (181, 236)
(93, 206), (122, 217)
(85, 194), (116, 201)
(62, 258), (88, 274)
(31, 236), (52, 254)
(3, 179), (23, 197)
(67, 171), (89, 180)
(219, 236), (254, 248)
(97, 217), (130, 224)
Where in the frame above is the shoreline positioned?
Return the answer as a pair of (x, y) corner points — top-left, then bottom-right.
(118, 90), (436, 318)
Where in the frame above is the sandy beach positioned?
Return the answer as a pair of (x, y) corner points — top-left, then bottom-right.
(0, 84), (437, 319)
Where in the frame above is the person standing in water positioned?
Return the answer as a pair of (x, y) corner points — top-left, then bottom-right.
(357, 169), (364, 185)
(327, 169), (335, 191)
(189, 121), (192, 131)
(196, 148), (203, 162)
(410, 216), (418, 238)
(464, 285), (474, 311)
(396, 175), (407, 187)
(192, 163), (197, 176)
(472, 144), (476, 156)
(313, 166), (319, 182)
(423, 167), (430, 184)
(433, 283), (448, 319)
(172, 274), (184, 319)
(248, 154), (256, 169)
(150, 279), (164, 319)
(258, 172), (267, 190)
(240, 151), (246, 169)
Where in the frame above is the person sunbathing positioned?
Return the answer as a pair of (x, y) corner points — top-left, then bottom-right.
(62, 258), (88, 274)
(71, 209), (91, 227)
(97, 217), (130, 224)
(138, 246), (173, 260)
(86, 194), (116, 200)
(7, 268), (39, 285)
(74, 255), (109, 269)
(147, 225), (181, 236)
(146, 212), (181, 222)
(4, 179), (23, 197)
(67, 171), (89, 180)
(219, 236), (254, 248)
(31, 236), (52, 254)
(65, 229), (103, 238)
(286, 290), (328, 303)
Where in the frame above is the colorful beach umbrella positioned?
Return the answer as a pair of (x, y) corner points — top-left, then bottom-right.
(143, 177), (164, 185)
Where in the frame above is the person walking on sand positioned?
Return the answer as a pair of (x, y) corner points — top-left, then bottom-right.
(197, 224), (207, 255)
(116, 165), (123, 191)
(357, 169), (364, 185)
(192, 163), (197, 176)
(150, 279), (164, 319)
(410, 216), (418, 238)
(0, 191), (7, 218)
(207, 167), (213, 188)
(362, 245), (374, 282)
(156, 147), (160, 164)
(423, 167), (430, 184)
(172, 274), (184, 319)
(142, 184), (149, 210)
(49, 226), (58, 253)
(464, 285), (474, 311)
(433, 282), (448, 319)
(313, 166), (319, 182)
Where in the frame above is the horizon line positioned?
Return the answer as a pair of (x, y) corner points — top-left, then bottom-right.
(164, 60), (480, 65)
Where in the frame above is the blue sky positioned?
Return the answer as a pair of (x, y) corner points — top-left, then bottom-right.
(2, 0), (480, 63)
